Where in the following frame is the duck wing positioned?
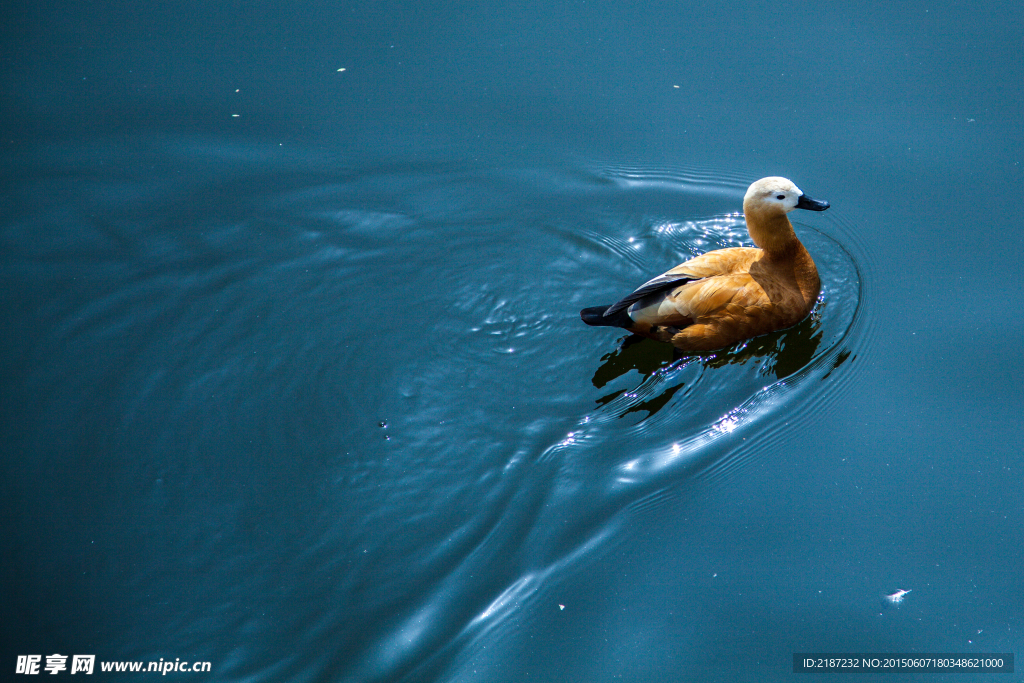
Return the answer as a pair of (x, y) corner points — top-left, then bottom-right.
(603, 272), (700, 316)
(603, 247), (761, 317)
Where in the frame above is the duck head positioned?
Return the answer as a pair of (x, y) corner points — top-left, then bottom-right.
(742, 176), (829, 253)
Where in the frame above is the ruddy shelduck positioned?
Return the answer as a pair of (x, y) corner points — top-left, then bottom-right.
(581, 177), (830, 353)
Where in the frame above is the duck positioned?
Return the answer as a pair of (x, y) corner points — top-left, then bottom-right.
(580, 176), (830, 353)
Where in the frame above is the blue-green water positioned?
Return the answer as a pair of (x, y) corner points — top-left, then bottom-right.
(2, 1), (1022, 682)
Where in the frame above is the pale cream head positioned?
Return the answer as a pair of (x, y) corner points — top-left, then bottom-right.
(741, 176), (829, 252)
(743, 176), (805, 214)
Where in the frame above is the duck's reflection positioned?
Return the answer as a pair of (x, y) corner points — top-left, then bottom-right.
(592, 311), (829, 421)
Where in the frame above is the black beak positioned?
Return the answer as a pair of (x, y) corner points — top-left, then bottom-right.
(796, 193), (830, 211)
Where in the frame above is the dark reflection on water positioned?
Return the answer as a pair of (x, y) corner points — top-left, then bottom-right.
(1, 140), (865, 682)
(592, 313), (825, 421)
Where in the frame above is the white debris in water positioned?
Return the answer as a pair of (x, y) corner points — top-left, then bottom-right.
(884, 589), (911, 605)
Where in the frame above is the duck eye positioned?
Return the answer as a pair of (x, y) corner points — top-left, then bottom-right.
(776, 194), (785, 200)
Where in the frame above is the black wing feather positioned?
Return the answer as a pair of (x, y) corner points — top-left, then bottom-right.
(603, 273), (700, 316)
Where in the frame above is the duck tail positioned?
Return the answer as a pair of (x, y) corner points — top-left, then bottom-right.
(580, 305), (633, 328)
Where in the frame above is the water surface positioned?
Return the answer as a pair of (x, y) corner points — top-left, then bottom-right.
(3, 0), (1023, 681)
